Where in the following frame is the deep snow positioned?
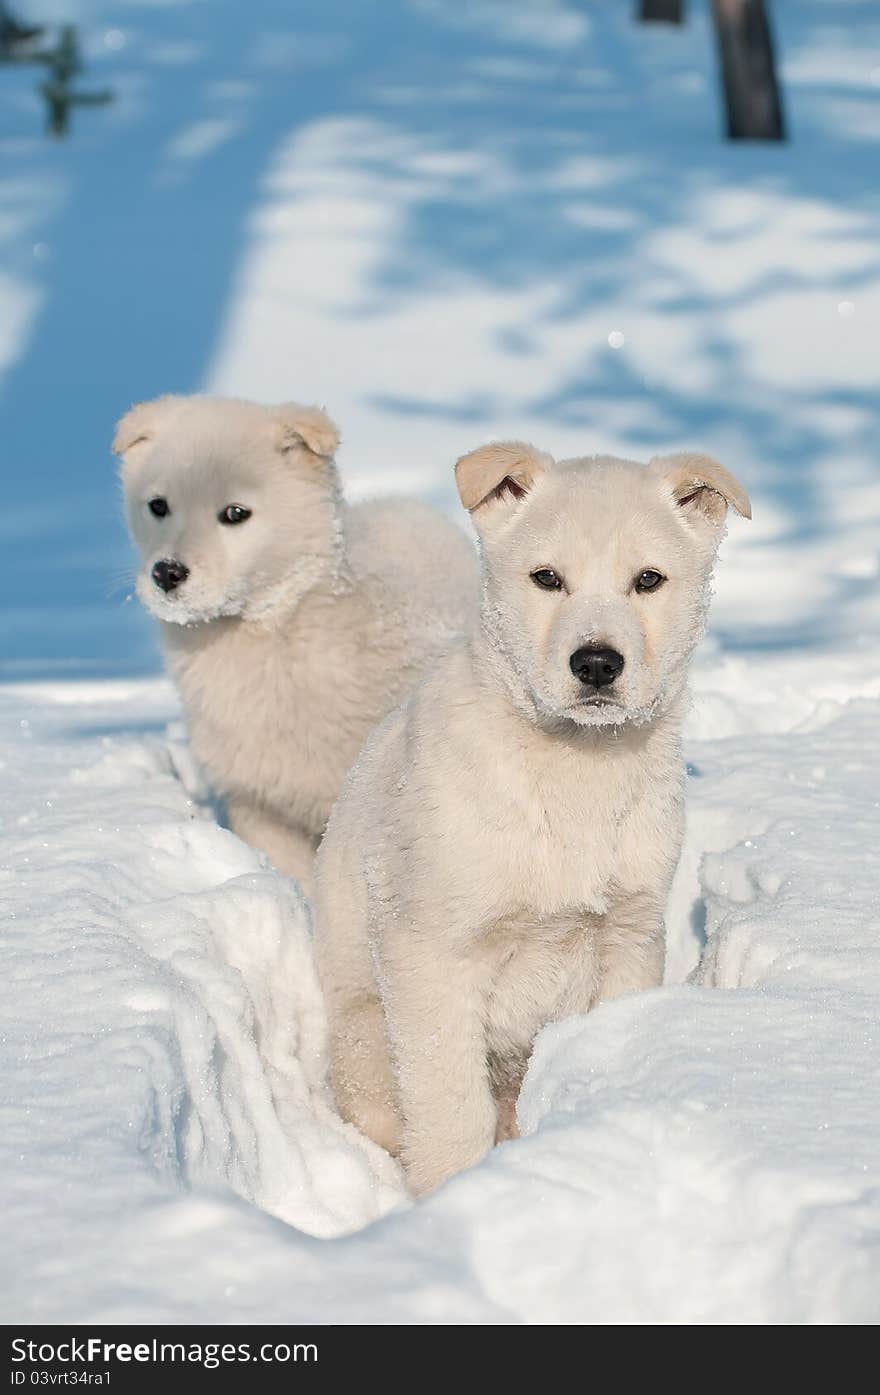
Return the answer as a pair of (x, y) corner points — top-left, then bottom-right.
(3, 661), (879, 1323)
(1, 0), (879, 1325)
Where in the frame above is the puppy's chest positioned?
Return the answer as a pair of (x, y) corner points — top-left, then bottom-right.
(173, 632), (341, 809)
(501, 763), (640, 912)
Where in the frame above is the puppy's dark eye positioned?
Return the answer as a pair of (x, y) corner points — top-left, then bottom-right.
(531, 568), (563, 591)
(635, 569), (665, 593)
(148, 497), (169, 518)
(219, 505), (252, 526)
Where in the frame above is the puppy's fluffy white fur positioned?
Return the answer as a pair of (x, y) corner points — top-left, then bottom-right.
(313, 442), (750, 1195)
(116, 394), (478, 887)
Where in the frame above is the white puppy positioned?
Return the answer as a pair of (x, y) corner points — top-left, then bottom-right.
(313, 441), (750, 1194)
(115, 395), (477, 888)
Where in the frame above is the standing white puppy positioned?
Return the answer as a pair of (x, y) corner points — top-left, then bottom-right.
(314, 442), (750, 1194)
(116, 395), (477, 888)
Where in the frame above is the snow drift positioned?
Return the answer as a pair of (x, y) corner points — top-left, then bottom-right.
(2, 659), (878, 1324)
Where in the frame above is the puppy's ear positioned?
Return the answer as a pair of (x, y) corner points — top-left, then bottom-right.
(650, 452), (751, 527)
(275, 404), (340, 461)
(113, 395), (181, 463)
(455, 441), (552, 525)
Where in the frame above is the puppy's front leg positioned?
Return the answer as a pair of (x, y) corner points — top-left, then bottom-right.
(381, 923), (495, 1196)
(598, 889), (666, 1002)
(225, 796), (318, 893)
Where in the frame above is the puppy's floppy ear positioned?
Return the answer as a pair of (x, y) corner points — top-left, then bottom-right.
(113, 395), (181, 462)
(650, 451), (751, 526)
(275, 403), (340, 460)
(455, 441), (553, 521)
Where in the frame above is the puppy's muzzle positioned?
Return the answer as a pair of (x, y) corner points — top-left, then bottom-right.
(151, 558), (189, 594)
(569, 645), (624, 689)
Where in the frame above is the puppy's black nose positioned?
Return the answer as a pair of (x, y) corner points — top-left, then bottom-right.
(569, 646), (625, 689)
(151, 558), (189, 593)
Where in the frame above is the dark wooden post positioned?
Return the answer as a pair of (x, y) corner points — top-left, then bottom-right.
(638, 1), (685, 20)
(712, 0), (785, 140)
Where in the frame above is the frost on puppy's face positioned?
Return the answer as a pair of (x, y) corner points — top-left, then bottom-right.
(114, 396), (341, 626)
(456, 442), (750, 727)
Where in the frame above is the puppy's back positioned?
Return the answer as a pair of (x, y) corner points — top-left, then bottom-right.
(347, 498), (478, 632)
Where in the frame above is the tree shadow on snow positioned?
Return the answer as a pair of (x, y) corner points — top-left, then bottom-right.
(0, 0), (877, 675)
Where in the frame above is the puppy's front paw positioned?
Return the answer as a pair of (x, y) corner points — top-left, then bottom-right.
(404, 1153), (453, 1198)
(403, 1124), (495, 1197)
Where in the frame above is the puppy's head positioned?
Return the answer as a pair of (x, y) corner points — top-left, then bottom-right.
(115, 395), (341, 626)
(456, 442), (750, 727)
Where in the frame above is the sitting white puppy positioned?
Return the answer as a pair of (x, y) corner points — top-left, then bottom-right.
(313, 441), (750, 1194)
(116, 395), (477, 888)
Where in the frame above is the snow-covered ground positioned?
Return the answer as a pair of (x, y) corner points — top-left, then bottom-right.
(1, 1), (879, 1323)
(4, 662), (879, 1323)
